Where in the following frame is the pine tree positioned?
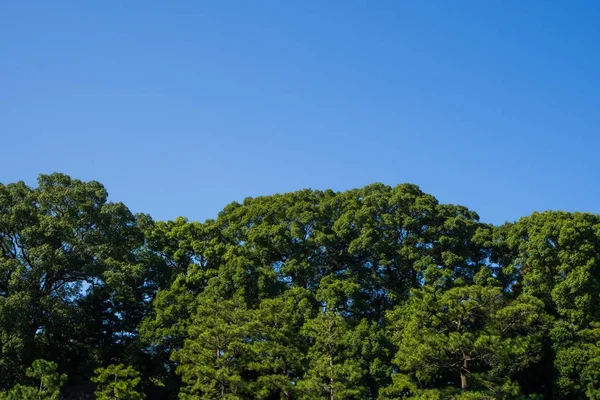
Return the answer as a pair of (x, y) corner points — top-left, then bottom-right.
(92, 364), (145, 400)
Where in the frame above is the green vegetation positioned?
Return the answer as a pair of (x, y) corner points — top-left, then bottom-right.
(92, 364), (145, 400)
(1, 173), (599, 398)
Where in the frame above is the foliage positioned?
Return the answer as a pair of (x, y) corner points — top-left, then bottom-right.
(2, 174), (600, 398)
(0, 359), (66, 400)
(92, 364), (145, 400)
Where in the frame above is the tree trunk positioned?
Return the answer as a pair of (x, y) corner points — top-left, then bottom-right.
(460, 369), (467, 391)
(460, 356), (468, 391)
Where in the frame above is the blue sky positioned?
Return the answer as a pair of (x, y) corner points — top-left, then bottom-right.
(1, 1), (599, 225)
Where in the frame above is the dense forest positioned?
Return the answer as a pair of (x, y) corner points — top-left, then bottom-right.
(1, 173), (600, 399)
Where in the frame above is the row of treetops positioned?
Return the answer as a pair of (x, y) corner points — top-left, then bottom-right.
(0, 173), (599, 399)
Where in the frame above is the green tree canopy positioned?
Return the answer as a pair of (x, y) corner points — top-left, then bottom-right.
(0, 359), (66, 400)
(92, 364), (145, 400)
(3, 174), (600, 399)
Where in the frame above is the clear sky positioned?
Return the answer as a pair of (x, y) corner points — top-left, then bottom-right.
(2, 1), (599, 225)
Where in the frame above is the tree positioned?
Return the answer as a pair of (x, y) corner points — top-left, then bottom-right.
(0, 173), (143, 388)
(92, 364), (145, 400)
(246, 287), (313, 399)
(297, 277), (370, 399)
(0, 359), (66, 400)
(384, 268), (548, 398)
(173, 289), (254, 399)
(503, 212), (600, 398)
